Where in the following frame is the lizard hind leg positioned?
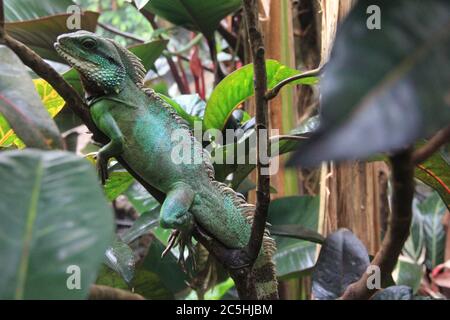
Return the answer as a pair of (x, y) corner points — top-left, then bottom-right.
(159, 183), (196, 270)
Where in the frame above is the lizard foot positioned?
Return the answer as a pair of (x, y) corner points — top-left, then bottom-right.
(161, 229), (197, 273)
(84, 152), (109, 184)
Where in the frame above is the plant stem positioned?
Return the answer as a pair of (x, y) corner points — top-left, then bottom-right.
(242, 0), (271, 266)
(265, 64), (325, 101)
(413, 124), (450, 164)
(340, 148), (414, 300)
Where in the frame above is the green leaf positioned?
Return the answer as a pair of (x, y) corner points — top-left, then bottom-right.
(142, 0), (241, 39)
(139, 237), (189, 295)
(267, 196), (320, 278)
(290, 0), (450, 167)
(417, 192), (447, 269)
(63, 40), (167, 96)
(96, 265), (173, 299)
(158, 94), (200, 127)
(104, 240), (135, 285)
(0, 46), (63, 150)
(0, 149), (114, 299)
(104, 171), (135, 201)
(213, 116), (318, 188)
(121, 207), (160, 244)
(312, 229), (370, 300)
(394, 259), (424, 294)
(5, 0), (99, 62)
(125, 182), (160, 214)
(204, 60), (318, 131)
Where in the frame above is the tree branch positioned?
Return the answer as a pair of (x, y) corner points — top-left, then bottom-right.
(217, 23), (245, 63)
(98, 22), (146, 43)
(340, 148), (414, 300)
(242, 0), (271, 264)
(89, 285), (145, 300)
(265, 64), (325, 101)
(412, 124), (450, 164)
(3, 35), (100, 139)
(0, 0), (4, 41)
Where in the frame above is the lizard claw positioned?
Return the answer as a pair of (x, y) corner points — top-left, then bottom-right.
(162, 230), (180, 258)
(96, 153), (109, 185)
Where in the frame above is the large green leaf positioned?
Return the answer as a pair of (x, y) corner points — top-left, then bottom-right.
(203, 60), (318, 131)
(394, 259), (424, 294)
(290, 0), (450, 167)
(142, 0), (241, 39)
(312, 229), (370, 300)
(0, 149), (114, 299)
(5, 0), (99, 62)
(267, 196), (320, 278)
(0, 46), (63, 150)
(63, 40), (168, 96)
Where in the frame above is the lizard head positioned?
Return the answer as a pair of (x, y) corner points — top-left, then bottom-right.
(54, 30), (146, 95)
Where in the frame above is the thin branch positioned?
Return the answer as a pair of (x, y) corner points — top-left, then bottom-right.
(265, 63), (325, 101)
(0, 0), (4, 41)
(413, 124), (450, 164)
(217, 23), (245, 62)
(98, 22), (146, 43)
(3, 35), (100, 138)
(89, 285), (145, 300)
(340, 148), (414, 300)
(242, 0), (271, 265)
(206, 37), (225, 85)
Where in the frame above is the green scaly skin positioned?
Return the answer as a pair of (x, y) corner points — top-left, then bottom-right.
(55, 31), (278, 299)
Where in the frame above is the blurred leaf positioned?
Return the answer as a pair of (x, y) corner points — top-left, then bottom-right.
(5, 0), (98, 62)
(417, 192), (447, 269)
(371, 285), (414, 300)
(394, 259), (424, 294)
(104, 240), (135, 285)
(0, 46), (63, 150)
(290, 0), (450, 167)
(267, 196), (320, 278)
(312, 229), (370, 300)
(142, 0), (241, 39)
(204, 60), (318, 130)
(0, 149), (114, 299)
(121, 207), (161, 244)
(203, 278), (235, 300)
(125, 182), (160, 214)
(403, 201), (425, 262)
(104, 171), (135, 201)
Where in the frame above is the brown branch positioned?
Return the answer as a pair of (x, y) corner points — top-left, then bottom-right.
(217, 23), (245, 62)
(413, 124), (450, 164)
(0, 0), (4, 41)
(89, 285), (145, 300)
(3, 35), (102, 140)
(265, 63), (325, 101)
(340, 148), (414, 300)
(242, 0), (270, 264)
(98, 22), (146, 43)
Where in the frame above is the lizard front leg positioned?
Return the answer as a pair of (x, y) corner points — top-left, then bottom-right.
(90, 102), (125, 184)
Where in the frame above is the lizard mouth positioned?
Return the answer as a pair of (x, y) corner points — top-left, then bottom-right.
(54, 41), (98, 71)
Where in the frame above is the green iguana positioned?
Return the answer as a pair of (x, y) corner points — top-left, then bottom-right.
(55, 31), (278, 299)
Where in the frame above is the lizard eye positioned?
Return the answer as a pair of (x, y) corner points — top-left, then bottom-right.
(82, 38), (97, 49)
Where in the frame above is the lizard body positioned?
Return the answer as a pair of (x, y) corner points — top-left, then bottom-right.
(55, 31), (278, 299)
